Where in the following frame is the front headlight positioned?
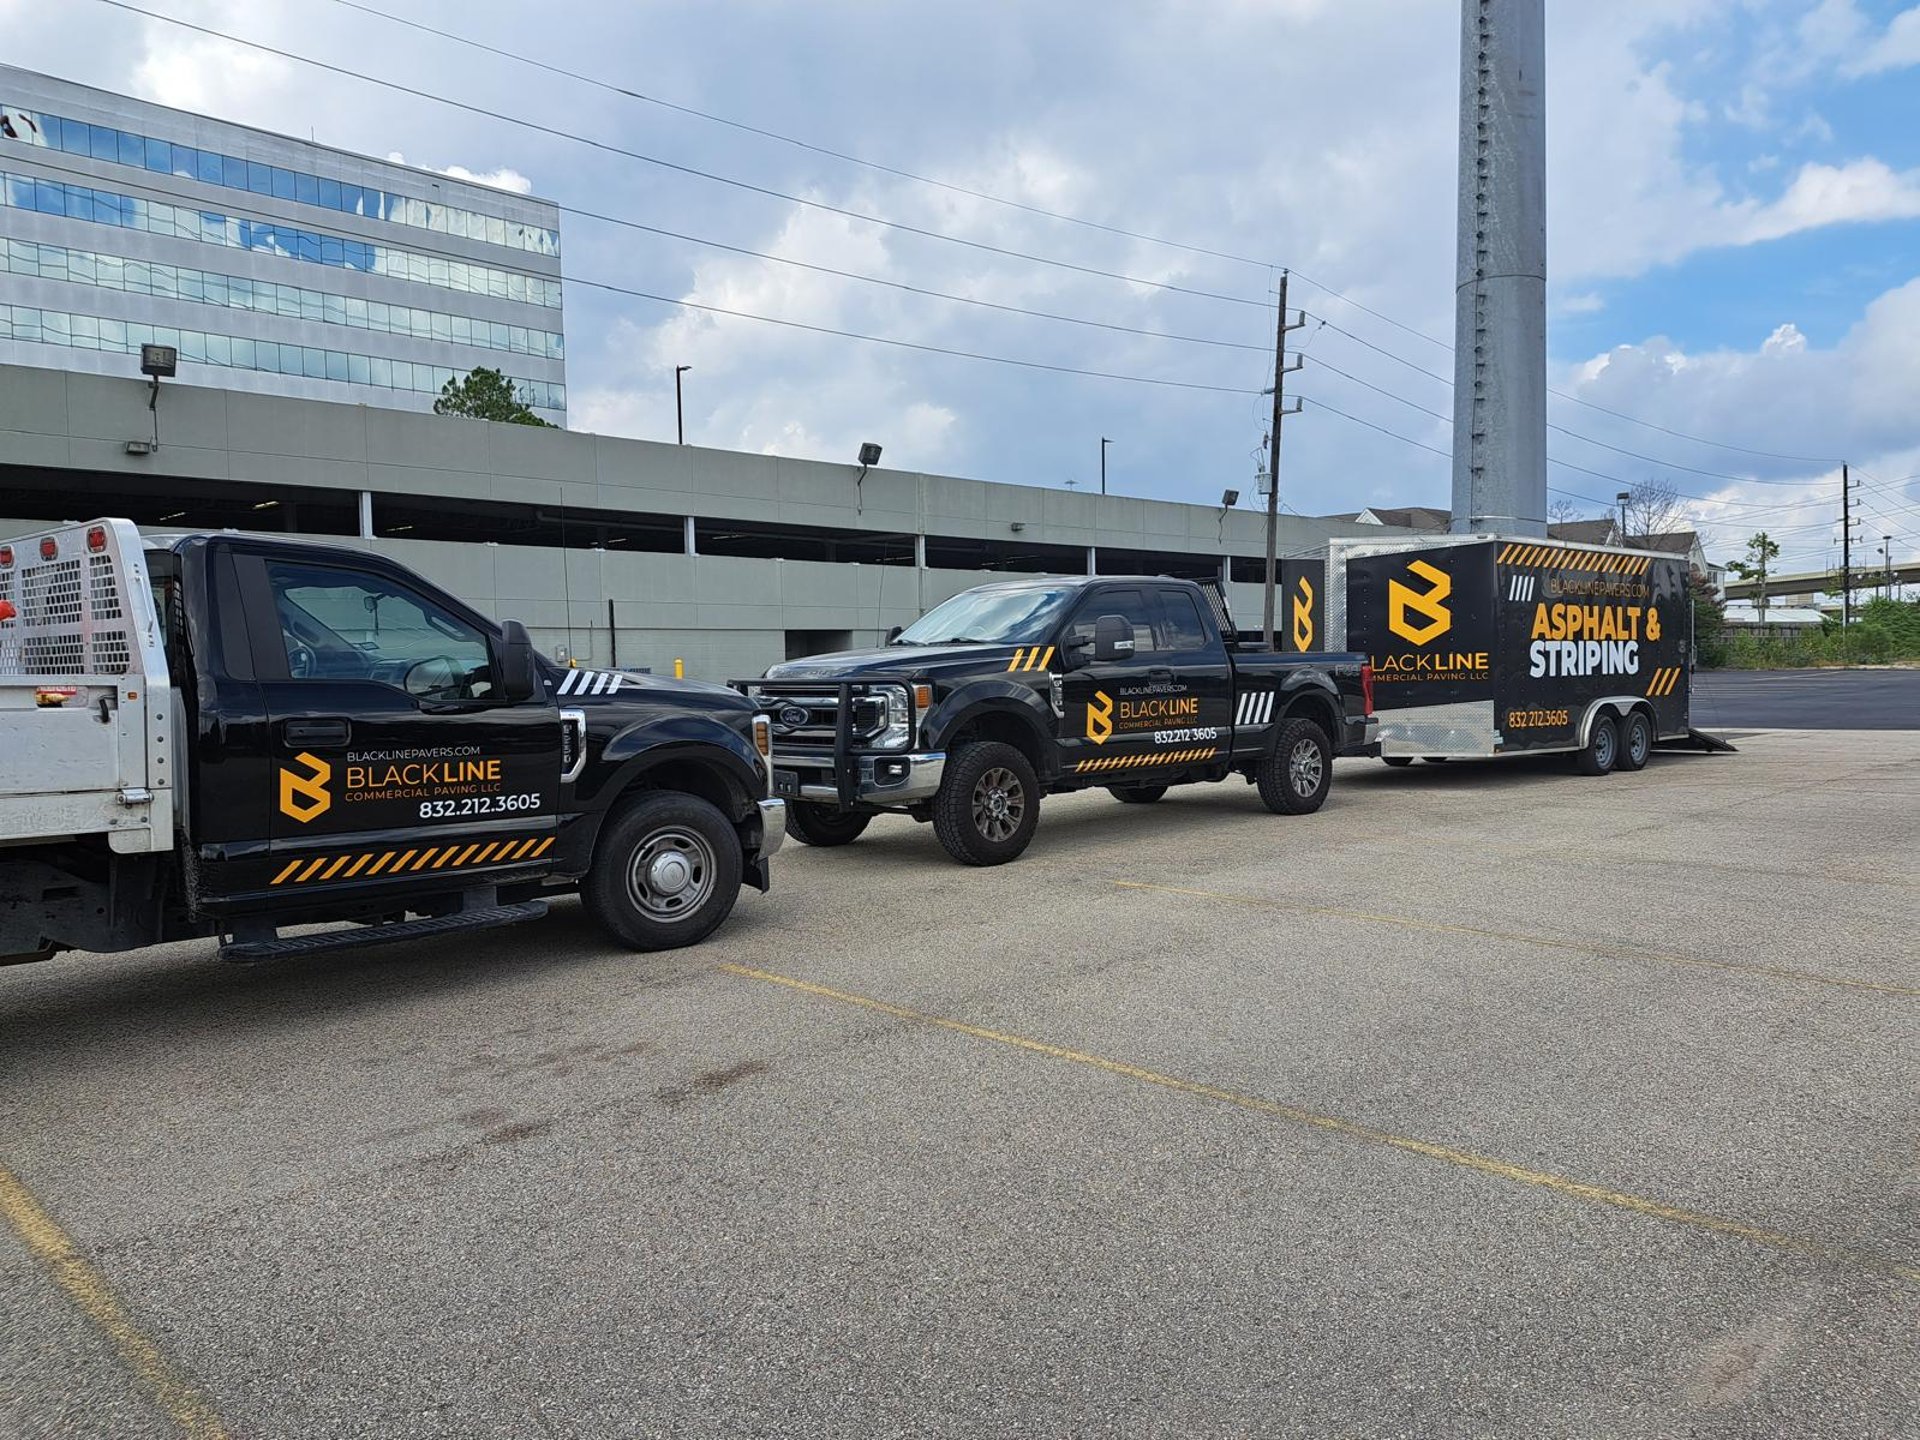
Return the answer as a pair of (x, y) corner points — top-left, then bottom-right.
(872, 683), (913, 749)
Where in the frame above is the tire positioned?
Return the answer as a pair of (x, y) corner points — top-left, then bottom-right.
(582, 791), (743, 951)
(1108, 784), (1168, 804)
(1617, 710), (1654, 772)
(1575, 716), (1620, 777)
(1381, 756), (1414, 768)
(1257, 718), (1332, 815)
(932, 741), (1041, 866)
(785, 802), (871, 847)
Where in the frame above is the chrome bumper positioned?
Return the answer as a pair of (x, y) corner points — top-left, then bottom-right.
(779, 750), (947, 807)
(753, 798), (787, 858)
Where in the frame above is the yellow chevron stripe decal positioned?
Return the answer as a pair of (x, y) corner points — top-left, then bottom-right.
(270, 861), (301, 886)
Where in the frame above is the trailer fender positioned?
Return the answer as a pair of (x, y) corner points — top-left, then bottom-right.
(1576, 697), (1653, 748)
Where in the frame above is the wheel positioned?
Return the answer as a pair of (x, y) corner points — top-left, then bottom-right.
(1256, 718), (1332, 815)
(1381, 756), (1414, 768)
(582, 791), (743, 951)
(1108, 784), (1168, 804)
(1617, 710), (1654, 772)
(785, 802), (872, 847)
(932, 742), (1041, 866)
(1575, 716), (1620, 777)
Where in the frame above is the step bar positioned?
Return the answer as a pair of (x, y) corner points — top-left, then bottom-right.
(219, 900), (548, 965)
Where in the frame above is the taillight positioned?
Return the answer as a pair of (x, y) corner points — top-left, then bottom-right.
(1360, 662), (1375, 716)
(39, 536), (58, 561)
(0, 545), (12, 567)
(86, 525), (107, 553)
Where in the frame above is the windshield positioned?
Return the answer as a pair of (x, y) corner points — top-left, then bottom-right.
(894, 585), (1077, 645)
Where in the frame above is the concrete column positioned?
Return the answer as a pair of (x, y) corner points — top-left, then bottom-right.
(357, 490), (373, 539)
(1086, 546), (1097, 576)
(683, 515), (697, 555)
(1451, 0), (1547, 537)
(914, 532), (927, 568)
(1220, 555), (1232, 589)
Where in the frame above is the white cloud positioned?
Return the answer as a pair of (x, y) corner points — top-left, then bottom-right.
(385, 152), (534, 195)
(1846, 3), (1920, 74)
(1736, 158), (1920, 242)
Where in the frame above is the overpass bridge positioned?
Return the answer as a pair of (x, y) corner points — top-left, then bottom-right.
(1723, 559), (1920, 601)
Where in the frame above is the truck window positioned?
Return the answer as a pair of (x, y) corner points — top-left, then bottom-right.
(265, 561), (495, 701)
(1062, 587), (1162, 657)
(1156, 589), (1212, 650)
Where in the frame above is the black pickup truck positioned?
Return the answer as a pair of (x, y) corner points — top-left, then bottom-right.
(743, 575), (1375, 865)
(0, 520), (784, 966)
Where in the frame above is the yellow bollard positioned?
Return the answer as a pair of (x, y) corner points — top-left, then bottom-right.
(673, 658), (685, 679)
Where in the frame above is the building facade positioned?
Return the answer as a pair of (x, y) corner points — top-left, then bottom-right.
(0, 366), (1412, 680)
(0, 66), (565, 421)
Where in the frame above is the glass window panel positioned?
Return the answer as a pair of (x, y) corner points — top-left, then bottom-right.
(88, 124), (116, 160)
(370, 355), (391, 387)
(125, 260), (150, 293)
(67, 250), (95, 284)
(295, 173), (319, 207)
(99, 317), (126, 350)
(197, 149), (222, 185)
(177, 269), (204, 302)
(348, 353), (370, 384)
(31, 179), (63, 215)
(450, 315), (470, 344)
(155, 327), (179, 350)
(53, 117), (82, 154)
(325, 350), (348, 382)
(247, 161), (271, 194)
(151, 265), (178, 299)
(118, 130), (143, 167)
(299, 232), (320, 263)
(207, 333), (231, 366)
(222, 153), (247, 187)
(304, 346), (326, 378)
(233, 336), (255, 368)
(97, 253), (123, 289)
(430, 311), (451, 342)
(320, 235), (343, 266)
(278, 288), (301, 318)
(486, 216), (505, 246)
(318, 176), (341, 210)
(13, 307), (41, 343)
(322, 294), (345, 325)
(341, 183), (362, 215)
(345, 296), (368, 325)
(144, 136), (170, 173)
(71, 314), (99, 348)
(271, 167), (295, 201)
(179, 331), (206, 363)
(203, 272), (227, 306)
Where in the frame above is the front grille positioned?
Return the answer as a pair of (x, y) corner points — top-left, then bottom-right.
(750, 686), (888, 745)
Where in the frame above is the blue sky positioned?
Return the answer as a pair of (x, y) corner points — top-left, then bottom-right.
(3, 0), (1918, 574)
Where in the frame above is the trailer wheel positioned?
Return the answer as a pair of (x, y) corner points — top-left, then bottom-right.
(1257, 718), (1332, 815)
(583, 791), (742, 951)
(1381, 757), (1414, 768)
(1617, 711), (1654, 772)
(932, 742), (1041, 866)
(1575, 716), (1620, 777)
(1108, 784), (1168, 804)
(785, 802), (872, 847)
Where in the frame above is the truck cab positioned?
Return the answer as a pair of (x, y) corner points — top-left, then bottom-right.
(0, 520), (785, 967)
(743, 575), (1374, 866)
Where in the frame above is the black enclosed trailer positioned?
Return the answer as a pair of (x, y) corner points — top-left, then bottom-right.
(1327, 535), (1694, 773)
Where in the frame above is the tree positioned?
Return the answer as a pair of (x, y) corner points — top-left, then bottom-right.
(433, 367), (554, 427)
(1726, 531), (1782, 618)
(1687, 571), (1729, 668)
(1620, 478), (1689, 542)
(1547, 497), (1587, 525)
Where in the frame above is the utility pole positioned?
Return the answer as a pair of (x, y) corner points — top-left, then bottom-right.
(1261, 270), (1305, 649)
(1841, 462), (1850, 625)
(675, 364), (691, 445)
(1100, 437), (1112, 496)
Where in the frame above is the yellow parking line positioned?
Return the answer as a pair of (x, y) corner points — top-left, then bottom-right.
(715, 964), (1920, 1285)
(1110, 880), (1920, 999)
(0, 1165), (231, 1439)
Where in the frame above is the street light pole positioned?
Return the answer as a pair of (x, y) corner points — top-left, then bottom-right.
(675, 365), (692, 445)
(1616, 491), (1630, 539)
(1100, 437), (1111, 496)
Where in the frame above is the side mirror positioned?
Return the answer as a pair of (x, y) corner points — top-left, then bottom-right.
(1093, 614), (1136, 663)
(497, 619), (539, 704)
(885, 624), (903, 644)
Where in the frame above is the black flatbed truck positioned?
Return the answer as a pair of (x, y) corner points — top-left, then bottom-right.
(0, 519), (786, 967)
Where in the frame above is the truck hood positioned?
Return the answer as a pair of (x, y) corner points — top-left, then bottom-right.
(545, 663), (750, 712)
(763, 642), (1027, 681)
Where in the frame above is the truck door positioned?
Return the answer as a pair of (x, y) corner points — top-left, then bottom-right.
(1153, 586), (1231, 761)
(240, 552), (561, 900)
(1057, 585), (1184, 782)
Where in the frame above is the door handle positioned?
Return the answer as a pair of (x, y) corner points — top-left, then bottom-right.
(1148, 668), (1175, 685)
(283, 718), (351, 749)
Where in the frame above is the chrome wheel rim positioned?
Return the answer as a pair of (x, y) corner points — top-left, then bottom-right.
(1288, 738), (1324, 797)
(972, 766), (1025, 842)
(626, 826), (716, 920)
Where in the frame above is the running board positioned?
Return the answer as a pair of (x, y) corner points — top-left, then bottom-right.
(1656, 727), (1739, 754)
(219, 901), (548, 965)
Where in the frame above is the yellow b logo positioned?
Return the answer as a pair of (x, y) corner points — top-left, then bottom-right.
(1388, 559), (1453, 646)
(1086, 690), (1114, 746)
(1291, 576), (1315, 652)
(278, 752), (333, 824)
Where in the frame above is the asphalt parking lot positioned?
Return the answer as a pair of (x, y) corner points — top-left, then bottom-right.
(3, 728), (1917, 1438)
(1691, 666), (1920, 730)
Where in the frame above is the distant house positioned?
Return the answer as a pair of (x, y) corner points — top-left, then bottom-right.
(1547, 518), (1621, 546)
(1630, 530), (1726, 595)
(1353, 505), (1452, 531)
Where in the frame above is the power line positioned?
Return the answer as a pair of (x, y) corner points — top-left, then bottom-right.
(325, 0), (1285, 277)
(90, 0), (1274, 312)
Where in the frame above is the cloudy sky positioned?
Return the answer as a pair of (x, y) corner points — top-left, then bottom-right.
(5, 0), (1918, 575)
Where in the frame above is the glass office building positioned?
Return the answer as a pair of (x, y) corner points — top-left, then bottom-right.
(0, 65), (565, 421)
